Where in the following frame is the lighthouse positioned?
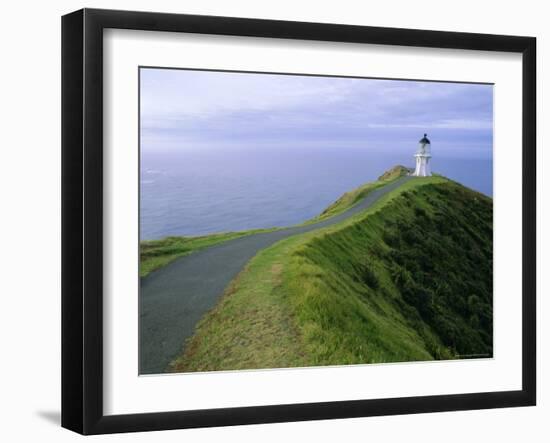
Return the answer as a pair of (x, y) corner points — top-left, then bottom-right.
(413, 133), (432, 177)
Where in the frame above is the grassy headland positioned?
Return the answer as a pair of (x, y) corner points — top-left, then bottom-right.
(310, 165), (411, 222)
(140, 165), (410, 277)
(169, 169), (493, 372)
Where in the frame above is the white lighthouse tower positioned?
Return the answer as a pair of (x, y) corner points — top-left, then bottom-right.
(413, 133), (432, 177)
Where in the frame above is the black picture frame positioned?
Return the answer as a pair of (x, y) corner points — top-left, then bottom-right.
(62, 8), (536, 435)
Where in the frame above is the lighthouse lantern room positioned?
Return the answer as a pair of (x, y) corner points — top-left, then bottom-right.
(413, 133), (432, 177)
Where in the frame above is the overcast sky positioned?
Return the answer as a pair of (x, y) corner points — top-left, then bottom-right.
(140, 68), (493, 159)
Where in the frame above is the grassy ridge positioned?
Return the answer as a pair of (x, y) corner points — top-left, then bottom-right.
(311, 165), (411, 222)
(140, 166), (410, 277)
(285, 181), (492, 366)
(170, 174), (493, 372)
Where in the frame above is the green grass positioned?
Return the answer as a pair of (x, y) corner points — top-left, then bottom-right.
(378, 164), (412, 181)
(170, 173), (492, 372)
(169, 238), (309, 372)
(285, 180), (492, 366)
(310, 165), (411, 222)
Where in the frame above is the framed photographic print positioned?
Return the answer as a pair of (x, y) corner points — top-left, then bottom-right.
(61, 8), (536, 435)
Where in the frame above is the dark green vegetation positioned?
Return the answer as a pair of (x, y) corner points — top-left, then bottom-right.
(170, 172), (493, 372)
(287, 181), (493, 365)
(380, 184), (493, 358)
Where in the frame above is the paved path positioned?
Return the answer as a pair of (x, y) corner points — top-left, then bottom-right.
(140, 176), (412, 374)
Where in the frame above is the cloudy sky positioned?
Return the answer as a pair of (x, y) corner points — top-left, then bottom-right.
(140, 68), (493, 159)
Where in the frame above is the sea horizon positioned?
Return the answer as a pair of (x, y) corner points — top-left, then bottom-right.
(140, 147), (492, 240)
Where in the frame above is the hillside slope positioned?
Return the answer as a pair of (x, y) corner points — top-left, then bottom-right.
(170, 173), (493, 372)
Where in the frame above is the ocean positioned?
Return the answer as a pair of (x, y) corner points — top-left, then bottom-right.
(140, 148), (492, 240)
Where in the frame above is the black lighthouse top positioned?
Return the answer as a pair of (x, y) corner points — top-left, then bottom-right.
(419, 133), (431, 144)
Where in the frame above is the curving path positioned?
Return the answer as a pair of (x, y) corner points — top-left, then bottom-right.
(140, 176), (412, 374)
